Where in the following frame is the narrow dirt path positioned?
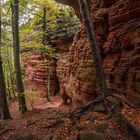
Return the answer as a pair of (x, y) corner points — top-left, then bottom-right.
(9, 96), (62, 119)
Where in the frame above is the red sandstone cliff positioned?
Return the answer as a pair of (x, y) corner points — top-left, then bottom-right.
(58, 0), (140, 107)
(23, 13), (80, 97)
(24, 52), (59, 96)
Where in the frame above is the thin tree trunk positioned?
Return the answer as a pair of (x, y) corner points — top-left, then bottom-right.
(42, 5), (51, 101)
(11, 0), (27, 113)
(47, 60), (51, 101)
(6, 74), (12, 100)
(0, 0), (12, 119)
(6, 48), (17, 100)
(11, 3), (17, 100)
(0, 60), (12, 119)
(43, 6), (47, 46)
(78, 0), (107, 98)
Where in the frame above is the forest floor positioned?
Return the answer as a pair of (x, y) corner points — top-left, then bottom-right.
(9, 95), (62, 119)
(0, 96), (140, 140)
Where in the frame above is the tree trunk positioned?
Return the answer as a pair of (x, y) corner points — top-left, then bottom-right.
(6, 74), (12, 100)
(11, 3), (17, 101)
(6, 48), (17, 100)
(0, 0), (12, 119)
(11, 0), (27, 113)
(46, 60), (51, 101)
(42, 5), (51, 101)
(43, 5), (47, 46)
(78, 0), (107, 98)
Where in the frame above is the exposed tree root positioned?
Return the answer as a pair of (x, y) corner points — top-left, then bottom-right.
(68, 89), (139, 122)
(25, 112), (67, 127)
(69, 97), (104, 121)
(26, 92), (135, 130)
(105, 99), (123, 120)
(26, 120), (38, 127)
(111, 94), (136, 108)
(68, 92), (130, 121)
(0, 129), (13, 135)
(42, 120), (64, 129)
(118, 112), (140, 140)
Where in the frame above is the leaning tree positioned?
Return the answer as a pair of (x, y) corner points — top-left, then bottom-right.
(69, 0), (123, 120)
(78, 0), (107, 99)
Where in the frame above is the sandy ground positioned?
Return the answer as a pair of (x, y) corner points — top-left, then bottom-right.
(9, 95), (62, 119)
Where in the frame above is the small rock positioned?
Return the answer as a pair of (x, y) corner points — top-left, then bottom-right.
(44, 133), (61, 140)
(84, 112), (94, 121)
(75, 125), (85, 131)
(73, 99), (84, 108)
(68, 135), (79, 140)
(95, 123), (109, 133)
(107, 96), (118, 105)
(80, 132), (104, 140)
(15, 133), (33, 140)
(92, 103), (106, 112)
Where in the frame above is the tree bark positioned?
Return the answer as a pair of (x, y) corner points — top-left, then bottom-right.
(43, 5), (47, 46)
(0, 0), (12, 119)
(11, 0), (27, 113)
(6, 49), (16, 100)
(78, 0), (107, 98)
(42, 5), (51, 101)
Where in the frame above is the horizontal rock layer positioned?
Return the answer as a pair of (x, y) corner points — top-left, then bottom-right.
(24, 53), (59, 96)
(23, 10), (80, 97)
(59, 0), (140, 106)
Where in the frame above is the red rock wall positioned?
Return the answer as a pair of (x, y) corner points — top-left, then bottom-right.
(56, 40), (74, 103)
(24, 52), (59, 96)
(59, 0), (140, 106)
(23, 15), (79, 98)
(103, 0), (140, 106)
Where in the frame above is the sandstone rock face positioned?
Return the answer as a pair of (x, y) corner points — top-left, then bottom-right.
(59, 0), (140, 106)
(24, 52), (59, 96)
(56, 40), (73, 103)
(24, 10), (80, 97)
(103, 0), (140, 106)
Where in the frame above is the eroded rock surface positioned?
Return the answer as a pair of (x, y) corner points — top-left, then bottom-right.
(103, 0), (140, 106)
(24, 11), (80, 97)
(58, 0), (140, 107)
(24, 53), (59, 96)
